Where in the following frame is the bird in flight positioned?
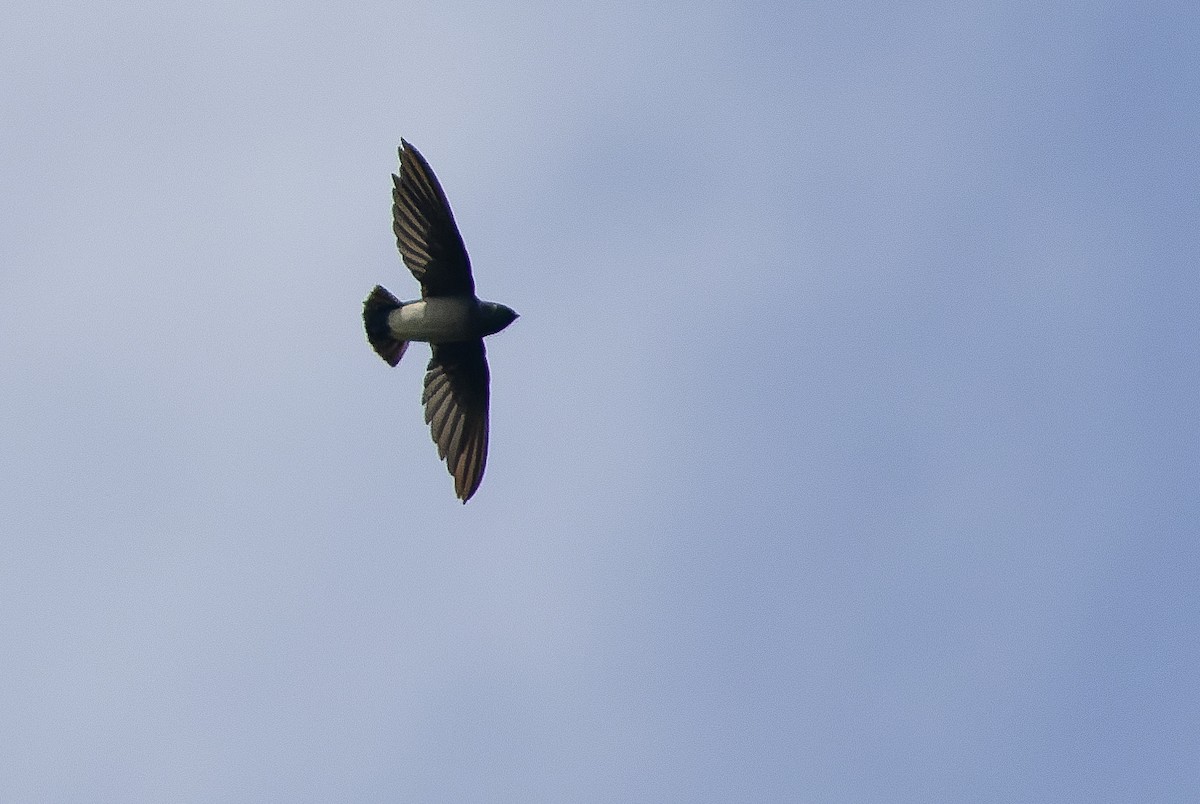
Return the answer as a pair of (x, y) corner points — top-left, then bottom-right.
(364, 140), (519, 502)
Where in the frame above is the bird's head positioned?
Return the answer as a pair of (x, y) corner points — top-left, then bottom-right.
(479, 301), (519, 336)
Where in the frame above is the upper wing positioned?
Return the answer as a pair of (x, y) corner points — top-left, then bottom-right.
(392, 140), (475, 298)
(422, 340), (490, 502)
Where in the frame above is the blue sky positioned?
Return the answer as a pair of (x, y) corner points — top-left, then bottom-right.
(2, 1), (1198, 800)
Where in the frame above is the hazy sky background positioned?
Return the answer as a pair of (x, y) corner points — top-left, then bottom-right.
(2, 1), (1198, 800)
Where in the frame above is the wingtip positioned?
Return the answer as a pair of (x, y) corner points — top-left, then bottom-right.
(397, 139), (420, 174)
(399, 139), (429, 167)
(455, 473), (477, 503)
(459, 472), (485, 503)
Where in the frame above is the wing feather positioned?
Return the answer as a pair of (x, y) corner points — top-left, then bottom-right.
(422, 340), (490, 501)
(392, 141), (475, 297)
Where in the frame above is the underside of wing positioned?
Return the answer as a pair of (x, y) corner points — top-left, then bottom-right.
(422, 340), (490, 502)
(392, 140), (475, 297)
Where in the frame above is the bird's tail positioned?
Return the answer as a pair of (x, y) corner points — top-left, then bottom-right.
(363, 285), (409, 366)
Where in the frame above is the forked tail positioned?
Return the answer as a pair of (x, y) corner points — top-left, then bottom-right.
(363, 285), (409, 366)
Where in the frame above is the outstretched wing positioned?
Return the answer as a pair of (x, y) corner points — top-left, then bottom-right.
(422, 340), (490, 502)
(392, 140), (475, 298)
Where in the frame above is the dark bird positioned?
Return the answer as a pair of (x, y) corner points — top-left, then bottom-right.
(364, 141), (519, 502)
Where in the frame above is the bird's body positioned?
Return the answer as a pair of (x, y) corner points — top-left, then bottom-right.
(385, 297), (515, 344)
(363, 141), (518, 502)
